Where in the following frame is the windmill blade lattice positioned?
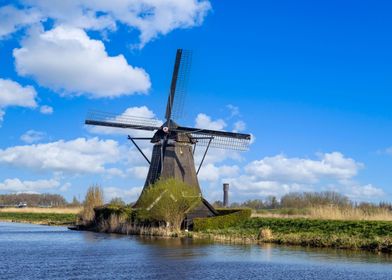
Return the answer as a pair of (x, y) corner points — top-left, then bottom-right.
(170, 50), (192, 121)
(189, 134), (250, 151)
(165, 49), (192, 122)
(85, 110), (162, 131)
(173, 125), (251, 151)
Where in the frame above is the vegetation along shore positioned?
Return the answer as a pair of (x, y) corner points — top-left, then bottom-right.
(2, 185), (392, 253)
(72, 183), (392, 253)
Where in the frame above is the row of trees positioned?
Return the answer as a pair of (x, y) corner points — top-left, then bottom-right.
(0, 193), (74, 207)
(213, 191), (392, 210)
(3, 190), (391, 211)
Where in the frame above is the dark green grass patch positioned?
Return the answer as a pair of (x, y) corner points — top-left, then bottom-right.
(237, 218), (392, 238)
(195, 217), (392, 252)
(193, 209), (252, 231)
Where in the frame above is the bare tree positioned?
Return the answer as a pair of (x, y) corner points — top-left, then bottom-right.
(80, 185), (104, 225)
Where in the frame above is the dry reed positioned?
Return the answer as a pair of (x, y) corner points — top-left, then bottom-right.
(258, 227), (273, 240)
(0, 207), (82, 214)
(252, 205), (392, 221)
(308, 205), (392, 221)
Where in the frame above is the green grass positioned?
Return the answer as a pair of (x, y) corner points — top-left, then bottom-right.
(238, 218), (392, 237)
(193, 209), (252, 231)
(0, 212), (77, 225)
(196, 217), (392, 253)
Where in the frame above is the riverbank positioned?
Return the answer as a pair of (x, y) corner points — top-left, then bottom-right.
(6, 201), (391, 253)
(80, 206), (392, 253)
(78, 219), (392, 253)
(192, 217), (392, 253)
(0, 211), (77, 225)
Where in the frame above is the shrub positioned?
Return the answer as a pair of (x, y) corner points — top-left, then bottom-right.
(258, 227), (273, 240)
(136, 178), (201, 231)
(108, 197), (126, 207)
(79, 185), (104, 225)
(94, 205), (132, 221)
(193, 208), (251, 231)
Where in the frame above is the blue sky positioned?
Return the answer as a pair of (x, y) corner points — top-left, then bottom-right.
(0, 0), (391, 203)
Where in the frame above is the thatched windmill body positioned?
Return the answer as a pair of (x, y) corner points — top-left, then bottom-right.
(85, 49), (251, 220)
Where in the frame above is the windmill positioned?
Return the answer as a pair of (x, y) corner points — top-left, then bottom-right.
(85, 49), (251, 222)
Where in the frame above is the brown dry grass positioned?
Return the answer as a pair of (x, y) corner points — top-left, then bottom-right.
(252, 205), (392, 221)
(258, 227), (273, 240)
(308, 205), (392, 221)
(0, 207), (82, 214)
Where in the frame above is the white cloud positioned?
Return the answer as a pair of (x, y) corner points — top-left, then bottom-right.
(195, 113), (226, 130)
(198, 163), (239, 182)
(104, 186), (143, 203)
(327, 180), (386, 201)
(0, 78), (37, 108)
(0, 178), (60, 192)
(0, 5), (41, 39)
(59, 182), (71, 192)
(87, 106), (161, 137)
(233, 120), (246, 132)
(20, 130), (46, 143)
(245, 152), (362, 184)
(0, 137), (125, 174)
(0, 78), (37, 125)
(2, 1), (211, 46)
(345, 184), (385, 200)
(40, 105), (53, 114)
(219, 152), (384, 201)
(226, 104), (240, 118)
(127, 166), (149, 180)
(226, 176), (312, 198)
(13, 25), (151, 98)
(106, 168), (124, 177)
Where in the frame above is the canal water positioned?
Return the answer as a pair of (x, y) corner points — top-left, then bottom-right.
(1, 222), (392, 280)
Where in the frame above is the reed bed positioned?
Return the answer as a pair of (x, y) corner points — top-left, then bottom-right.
(95, 213), (181, 237)
(308, 206), (392, 221)
(252, 206), (392, 221)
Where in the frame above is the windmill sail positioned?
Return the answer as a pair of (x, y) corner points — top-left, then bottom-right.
(165, 49), (192, 122)
(173, 126), (251, 151)
(85, 110), (162, 131)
